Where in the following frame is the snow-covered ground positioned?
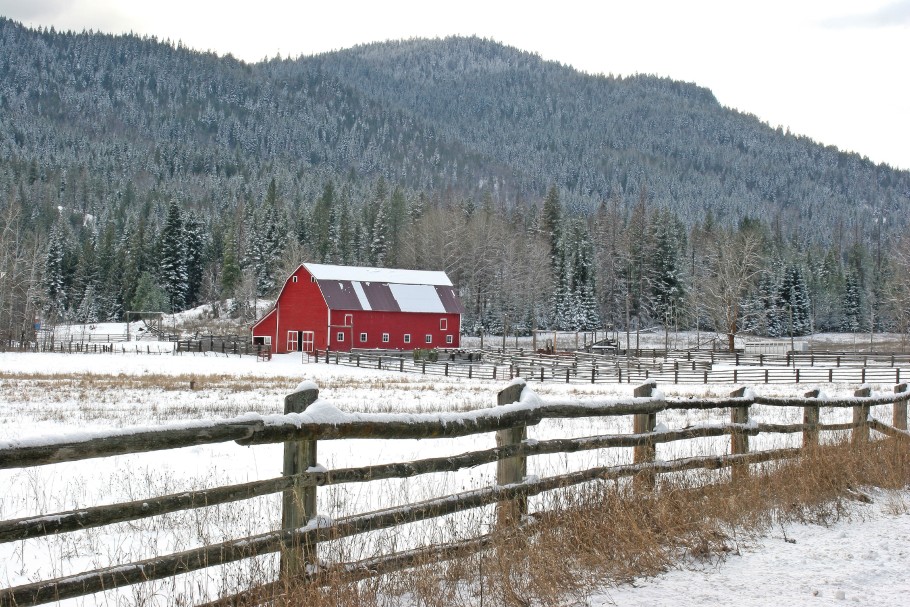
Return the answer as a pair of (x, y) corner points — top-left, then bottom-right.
(598, 488), (910, 606)
(0, 350), (907, 605)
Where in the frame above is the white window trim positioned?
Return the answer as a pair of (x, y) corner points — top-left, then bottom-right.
(425, 334), (432, 344)
(446, 335), (453, 344)
(360, 332), (368, 342)
(292, 276), (298, 283)
(337, 331), (345, 342)
(403, 334), (411, 344)
(440, 318), (447, 330)
(382, 333), (390, 343)
(344, 314), (353, 326)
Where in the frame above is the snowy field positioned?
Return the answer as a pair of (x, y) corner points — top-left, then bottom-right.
(0, 348), (908, 605)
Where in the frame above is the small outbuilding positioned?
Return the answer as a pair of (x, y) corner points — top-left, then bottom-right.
(251, 263), (465, 354)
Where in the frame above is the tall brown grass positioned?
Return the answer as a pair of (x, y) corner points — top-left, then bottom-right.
(263, 438), (909, 607)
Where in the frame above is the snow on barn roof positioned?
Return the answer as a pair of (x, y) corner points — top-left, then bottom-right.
(302, 263), (465, 315)
(304, 263), (452, 286)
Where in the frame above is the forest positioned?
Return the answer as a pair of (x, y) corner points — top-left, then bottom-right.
(1, 18), (909, 346)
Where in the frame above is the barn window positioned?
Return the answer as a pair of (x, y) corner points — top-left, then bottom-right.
(292, 276), (298, 283)
(382, 333), (389, 343)
(404, 334), (411, 344)
(360, 332), (368, 343)
(311, 276), (316, 283)
(425, 334), (432, 344)
(337, 332), (345, 342)
(440, 318), (447, 330)
(253, 336), (272, 346)
(446, 335), (453, 344)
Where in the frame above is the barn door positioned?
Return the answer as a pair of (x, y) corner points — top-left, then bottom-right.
(301, 331), (315, 353)
(287, 331), (299, 352)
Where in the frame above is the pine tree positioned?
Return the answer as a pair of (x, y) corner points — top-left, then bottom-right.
(183, 213), (207, 307)
(779, 265), (811, 336)
(650, 211), (685, 329)
(312, 181), (335, 261)
(756, 271), (783, 337)
(159, 200), (188, 312)
(542, 185), (562, 266)
(131, 271), (168, 312)
(842, 271), (863, 332)
(570, 224), (600, 330)
(43, 219), (69, 320)
(221, 224), (241, 297)
(369, 200), (390, 266)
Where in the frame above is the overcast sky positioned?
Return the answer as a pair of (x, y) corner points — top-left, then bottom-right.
(2, 0), (908, 170)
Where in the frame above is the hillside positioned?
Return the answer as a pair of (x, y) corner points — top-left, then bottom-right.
(1, 17), (909, 339)
(2, 20), (907, 231)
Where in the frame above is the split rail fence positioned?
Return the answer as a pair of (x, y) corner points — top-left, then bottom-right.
(2, 381), (910, 606)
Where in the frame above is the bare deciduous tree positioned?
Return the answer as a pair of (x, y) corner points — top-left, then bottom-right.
(702, 230), (764, 352)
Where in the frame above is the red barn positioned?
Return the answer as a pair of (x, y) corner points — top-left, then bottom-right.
(251, 263), (465, 354)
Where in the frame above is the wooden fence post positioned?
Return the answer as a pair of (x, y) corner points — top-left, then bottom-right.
(633, 382), (658, 489)
(496, 381), (527, 525)
(729, 387), (751, 482)
(281, 383), (319, 577)
(803, 389), (820, 448)
(852, 386), (871, 444)
(894, 383), (908, 431)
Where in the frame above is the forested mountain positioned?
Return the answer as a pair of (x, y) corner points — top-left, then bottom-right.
(1, 18), (909, 346)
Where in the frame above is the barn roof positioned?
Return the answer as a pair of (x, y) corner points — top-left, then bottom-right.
(304, 263), (452, 286)
(303, 263), (464, 314)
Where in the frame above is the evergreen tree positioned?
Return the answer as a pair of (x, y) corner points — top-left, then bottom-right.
(650, 211), (685, 329)
(43, 218), (69, 320)
(158, 200), (188, 312)
(779, 264), (811, 336)
(542, 185), (562, 265)
(756, 271), (783, 337)
(221, 225), (241, 297)
(312, 181), (335, 261)
(183, 213), (207, 307)
(369, 199), (390, 266)
(131, 271), (168, 312)
(842, 271), (863, 332)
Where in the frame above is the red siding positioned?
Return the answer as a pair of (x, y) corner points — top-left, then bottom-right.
(252, 265), (462, 354)
(342, 310), (461, 351)
(252, 267), (330, 354)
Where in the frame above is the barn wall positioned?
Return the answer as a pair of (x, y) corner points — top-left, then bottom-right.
(250, 308), (278, 348)
(275, 266), (331, 354)
(333, 311), (461, 351)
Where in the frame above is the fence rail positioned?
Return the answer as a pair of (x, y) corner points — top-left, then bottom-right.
(2, 380), (909, 606)
(308, 348), (910, 386)
(0, 339), (265, 357)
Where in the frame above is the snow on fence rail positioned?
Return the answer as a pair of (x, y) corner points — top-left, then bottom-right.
(1, 382), (910, 606)
(309, 348), (910, 385)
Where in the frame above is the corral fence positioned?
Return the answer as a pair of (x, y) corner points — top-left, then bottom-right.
(175, 335), (264, 356)
(0, 336), (265, 357)
(2, 380), (910, 606)
(308, 348), (910, 385)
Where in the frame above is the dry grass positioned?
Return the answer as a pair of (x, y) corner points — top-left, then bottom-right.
(261, 439), (910, 607)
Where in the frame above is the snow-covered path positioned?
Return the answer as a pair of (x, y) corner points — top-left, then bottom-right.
(596, 490), (910, 606)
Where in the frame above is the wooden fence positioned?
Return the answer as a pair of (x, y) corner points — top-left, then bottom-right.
(2, 380), (909, 606)
(0, 339), (264, 357)
(309, 348), (910, 385)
